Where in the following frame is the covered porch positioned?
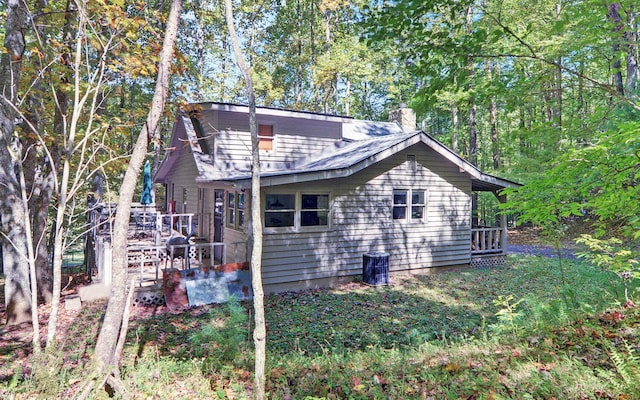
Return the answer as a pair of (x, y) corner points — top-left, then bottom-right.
(469, 174), (518, 267)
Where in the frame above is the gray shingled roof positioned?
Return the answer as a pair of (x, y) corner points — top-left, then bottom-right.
(216, 130), (520, 192)
(341, 120), (404, 140)
(157, 107), (520, 192)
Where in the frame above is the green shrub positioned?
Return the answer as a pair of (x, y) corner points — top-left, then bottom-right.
(188, 298), (251, 372)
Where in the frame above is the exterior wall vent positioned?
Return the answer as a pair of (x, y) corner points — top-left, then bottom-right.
(407, 154), (416, 171)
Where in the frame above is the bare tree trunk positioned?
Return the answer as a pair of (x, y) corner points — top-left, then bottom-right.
(451, 102), (459, 153)
(18, 153), (40, 353)
(555, 0), (563, 130)
(465, 6), (478, 167)
(626, 7), (638, 92)
(465, 5), (479, 227)
(486, 61), (499, 170)
(91, 0), (182, 384)
(295, 0), (303, 106)
(0, 0), (32, 326)
(23, 0), (73, 306)
(345, 78), (351, 116)
(47, 1), (101, 347)
(224, 1), (266, 399)
(608, 3), (626, 95)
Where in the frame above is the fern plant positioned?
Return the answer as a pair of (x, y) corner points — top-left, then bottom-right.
(576, 235), (639, 305)
(189, 298), (250, 371)
(599, 340), (640, 395)
(491, 295), (525, 339)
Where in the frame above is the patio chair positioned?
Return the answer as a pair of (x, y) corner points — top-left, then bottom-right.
(134, 212), (156, 233)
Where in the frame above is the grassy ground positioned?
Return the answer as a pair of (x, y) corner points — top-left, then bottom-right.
(2, 254), (640, 399)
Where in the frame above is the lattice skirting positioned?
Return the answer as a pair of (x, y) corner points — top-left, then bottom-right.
(133, 289), (165, 306)
(471, 255), (506, 268)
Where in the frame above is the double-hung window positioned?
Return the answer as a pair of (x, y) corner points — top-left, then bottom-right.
(265, 193), (330, 230)
(301, 194), (329, 226)
(393, 189), (426, 222)
(264, 194), (295, 228)
(226, 190), (245, 230)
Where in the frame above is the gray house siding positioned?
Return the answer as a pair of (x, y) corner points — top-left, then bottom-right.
(154, 104), (518, 294)
(165, 147), (200, 216)
(260, 144), (471, 288)
(196, 110), (342, 175)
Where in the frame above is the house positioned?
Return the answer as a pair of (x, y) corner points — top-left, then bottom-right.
(154, 102), (520, 293)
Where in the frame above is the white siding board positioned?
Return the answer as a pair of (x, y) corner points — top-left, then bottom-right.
(213, 130), (338, 169)
(165, 147), (200, 214)
(196, 109), (343, 175)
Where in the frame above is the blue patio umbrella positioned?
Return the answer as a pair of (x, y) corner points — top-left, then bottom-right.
(140, 160), (153, 205)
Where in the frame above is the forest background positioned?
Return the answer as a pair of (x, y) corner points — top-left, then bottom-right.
(0, 0), (639, 396)
(2, 0), (640, 332)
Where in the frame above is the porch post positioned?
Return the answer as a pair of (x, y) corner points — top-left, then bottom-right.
(496, 192), (507, 253)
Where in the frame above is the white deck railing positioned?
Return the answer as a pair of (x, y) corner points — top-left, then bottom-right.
(156, 213), (195, 237)
(471, 227), (506, 255)
(124, 241), (247, 285)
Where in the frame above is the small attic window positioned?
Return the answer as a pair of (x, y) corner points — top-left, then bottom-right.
(258, 124), (274, 151)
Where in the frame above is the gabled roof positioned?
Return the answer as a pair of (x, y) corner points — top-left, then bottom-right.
(212, 130), (520, 192)
(154, 114), (189, 184)
(155, 113), (214, 184)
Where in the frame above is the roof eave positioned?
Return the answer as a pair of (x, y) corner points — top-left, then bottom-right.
(199, 102), (354, 123)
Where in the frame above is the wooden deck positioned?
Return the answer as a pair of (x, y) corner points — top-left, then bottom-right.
(91, 207), (246, 300)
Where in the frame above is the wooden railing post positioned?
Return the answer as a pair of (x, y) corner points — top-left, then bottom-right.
(498, 193), (508, 254)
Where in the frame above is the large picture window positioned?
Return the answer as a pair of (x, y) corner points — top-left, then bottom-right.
(265, 192), (330, 230)
(393, 189), (426, 222)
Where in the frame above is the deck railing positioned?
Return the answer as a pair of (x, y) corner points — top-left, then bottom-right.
(471, 227), (506, 255)
(157, 212), (195, 237)
(124, 241), (247, 285)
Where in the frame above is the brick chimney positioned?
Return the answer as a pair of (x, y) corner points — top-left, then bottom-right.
(389, 103), (416, 132)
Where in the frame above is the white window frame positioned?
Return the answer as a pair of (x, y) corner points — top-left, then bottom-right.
(263, 191), (331, 233)
(393, 188), (427, 222)
(264, 193), (296, 230)
(300, 193), (330, 228)
(226, 190), (245, 230)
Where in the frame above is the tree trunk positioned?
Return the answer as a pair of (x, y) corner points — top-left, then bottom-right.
(47, 0), (100, 347)
(556, 55), (563, 130)
(451, 104), (459, 153)
(555, 0), (563, 131)
(91, 0), (182, 380)
(468, 104), (478, 166)
(486, 61), (499, 170)
(26, 0), (75, 306)
(224, 1), (266, 399)
(1, 0), (32, 326)
(465, 5), (478, 167)
(625, 8), (638, 92)
(608, 3), (625, 95)
(296, 0), (303, 106)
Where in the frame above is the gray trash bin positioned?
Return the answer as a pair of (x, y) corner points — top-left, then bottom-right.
(363, 252), (389, 286)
